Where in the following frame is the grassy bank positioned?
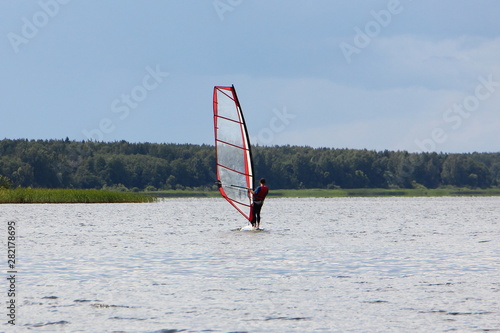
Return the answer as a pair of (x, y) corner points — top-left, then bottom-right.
(147, 187), (500, 198)
(0, 188), (156, 204)
(269, 188), (500, 197)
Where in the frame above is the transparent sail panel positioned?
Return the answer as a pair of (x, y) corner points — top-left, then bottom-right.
(216, 90), (239, 120)
(218, 167), (250, 203)
(217, 141), (246, 175)
(216, 117), (244, 148)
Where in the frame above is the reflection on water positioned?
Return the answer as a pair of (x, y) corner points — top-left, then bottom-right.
(2, 197), (499, 332)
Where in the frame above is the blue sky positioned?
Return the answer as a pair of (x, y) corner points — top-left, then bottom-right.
(1, 0), (499, 153)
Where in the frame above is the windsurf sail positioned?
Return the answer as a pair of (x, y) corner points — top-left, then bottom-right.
(213, 85), (254, 221)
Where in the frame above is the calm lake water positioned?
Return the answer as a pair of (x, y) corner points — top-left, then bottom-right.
(2, 197), (499, 332)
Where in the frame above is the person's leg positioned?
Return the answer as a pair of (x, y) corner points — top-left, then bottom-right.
(250, 204), (256, 227)
(254, 202), (262, 229)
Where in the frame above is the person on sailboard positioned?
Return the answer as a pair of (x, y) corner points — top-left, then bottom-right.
(249, 178), (269, 229)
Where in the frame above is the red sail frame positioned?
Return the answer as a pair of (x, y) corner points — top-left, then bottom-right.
(213, 85), (254, 221)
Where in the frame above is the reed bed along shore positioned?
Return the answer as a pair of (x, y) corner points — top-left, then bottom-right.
(0, 188), (156, 204)
(2, 187), (499, 203)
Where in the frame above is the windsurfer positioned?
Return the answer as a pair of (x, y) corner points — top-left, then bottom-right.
(249, 178), (269, 229)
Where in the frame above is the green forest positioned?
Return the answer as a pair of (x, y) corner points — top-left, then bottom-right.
(0, 138), (499, 191)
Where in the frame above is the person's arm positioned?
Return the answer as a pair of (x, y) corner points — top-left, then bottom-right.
(248, 186), (260, 196)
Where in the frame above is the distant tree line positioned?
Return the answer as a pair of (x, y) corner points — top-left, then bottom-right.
(0, 139), (499, 190)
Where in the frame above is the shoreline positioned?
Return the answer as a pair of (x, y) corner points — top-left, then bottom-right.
(147, 187), (500, 198)
(1, 187), (499, 204)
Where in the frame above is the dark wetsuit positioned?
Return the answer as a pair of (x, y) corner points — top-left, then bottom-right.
(251, 185), (269, 227)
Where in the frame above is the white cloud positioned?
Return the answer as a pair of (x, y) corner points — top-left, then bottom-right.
(236, 65), (500, 153)
(371, 35), (500, 89)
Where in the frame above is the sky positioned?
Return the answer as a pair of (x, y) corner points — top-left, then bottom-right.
(1, 0), (500, 153)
